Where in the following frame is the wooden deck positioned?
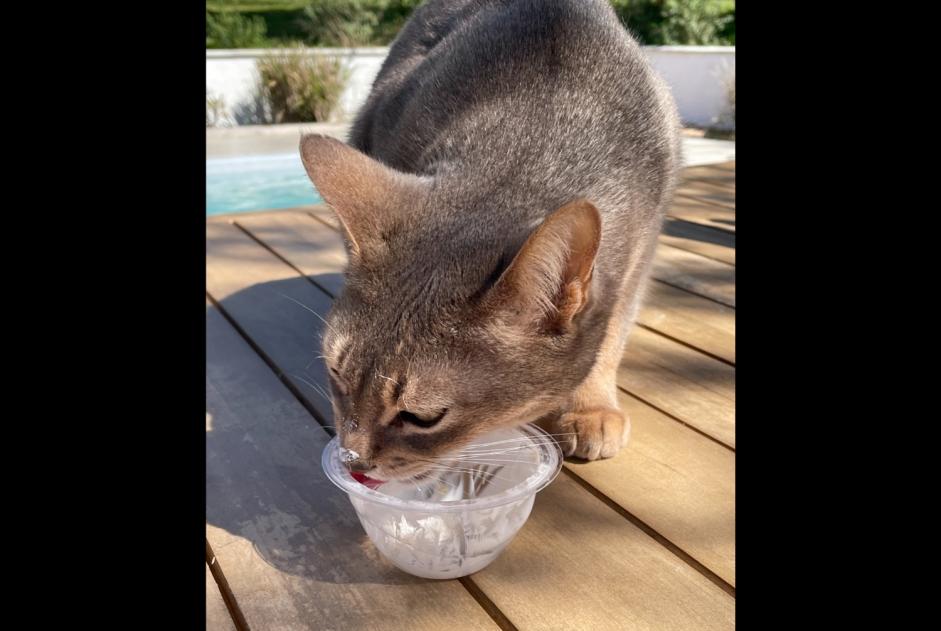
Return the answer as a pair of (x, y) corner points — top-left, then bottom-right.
(206, 161), (736, 630)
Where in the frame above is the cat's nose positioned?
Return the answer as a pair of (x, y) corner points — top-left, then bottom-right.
(339, 445), (374, 473)
(347, 459), (373, 474)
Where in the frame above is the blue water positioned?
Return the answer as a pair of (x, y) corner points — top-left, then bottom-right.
(206, 152), (323, 216)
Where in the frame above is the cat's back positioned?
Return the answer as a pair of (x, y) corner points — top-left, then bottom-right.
(353, 0), (677, 180)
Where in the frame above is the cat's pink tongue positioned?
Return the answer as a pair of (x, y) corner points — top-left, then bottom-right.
(351, 472), (384, 490)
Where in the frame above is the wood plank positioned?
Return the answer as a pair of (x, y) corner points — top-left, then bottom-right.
(638, 281), (735, 364)
(678, 177), (734, 196)
(248, 211), (737, 355)
(229, 213), (737, 438)
(206, 221), (338, 423)
(681, 162), (736, 187)
(307, 205), (340, 230)
(230, 214), (736, 581)
(566, 390), (735, 585)
(652, 244), (736, 307)
(208, 220), (736, 629)
(675, 181), (735, 209)
(236, 212), (348, 297)
(207, 205), (319, 224)
(473, 473), (734, 630)
(227, 214), (736, 445)
(660, 217), (735, 265)
(667, 196), (735, 233)
(206, 302), (499, 631)
(618, 327), (735, 448)
(206, 565), (237, 631)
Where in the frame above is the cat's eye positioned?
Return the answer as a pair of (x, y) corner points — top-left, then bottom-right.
(399, 409), (448, 429)
(327, 366), (348, 396)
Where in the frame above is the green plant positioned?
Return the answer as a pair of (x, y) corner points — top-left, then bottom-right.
(208, 1), (735, 49)
(660, 0), (734, 45)
(206, 10), (269, 48)
(374, 0), (423, 43)
(296, 0), (384, 46)
(257, 47), (349, 122)
(293, 0), (422, 46)
(207, 1), (309, 10)
(611, 0), (735, 46)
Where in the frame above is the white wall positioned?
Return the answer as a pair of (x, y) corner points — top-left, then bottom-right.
(206, 48), (387, 125)
(643, 46), (735, 128)
(206, 46), (734, 128)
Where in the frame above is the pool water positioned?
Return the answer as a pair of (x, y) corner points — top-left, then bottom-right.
(206, 152), (322, 216)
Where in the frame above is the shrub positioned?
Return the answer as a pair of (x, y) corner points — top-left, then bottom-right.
(297, 0), (384, 46)
(611, 0), (735, 46)
(257, 47), (349, 122)
(206, 10), (269, 48)
(208, 1), (736, 49)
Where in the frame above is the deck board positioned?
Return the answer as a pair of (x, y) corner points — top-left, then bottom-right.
(681, 162), (736, 187)
(567, 390), (735, 585)
(206, 565), (237, 631)
(675, 181), (735, 210)
(207, 302), (500, 631)
(210, 213), (736, 601)
(243, 210), (735, 356)
(313, 207), (737, 305)
(472, 473), (734, 630)
(233, 213), (736, 445)
(206, 160), (736, 629)
(234, 212), (347, 297)
(638, 281), (735, 364)
(652, 244), (736, 307)
(618, 327), (735, 448)
(659, 217), (735, 265)
(667, 196), (735, 234)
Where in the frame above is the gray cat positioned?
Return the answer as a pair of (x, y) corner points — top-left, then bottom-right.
(300, 0), (680, 481)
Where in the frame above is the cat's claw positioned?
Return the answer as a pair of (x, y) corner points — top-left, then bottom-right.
(556, 408), (630, 461)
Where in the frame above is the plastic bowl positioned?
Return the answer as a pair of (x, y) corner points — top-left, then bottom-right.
(322, 423), (562, 579)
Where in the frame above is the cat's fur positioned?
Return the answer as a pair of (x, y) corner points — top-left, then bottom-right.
(300, 0), (680, 480)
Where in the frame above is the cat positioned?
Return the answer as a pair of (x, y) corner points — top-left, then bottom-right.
(299, 0), (680, 481)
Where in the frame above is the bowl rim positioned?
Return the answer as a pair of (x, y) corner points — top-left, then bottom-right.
(321, 422), (563, 513)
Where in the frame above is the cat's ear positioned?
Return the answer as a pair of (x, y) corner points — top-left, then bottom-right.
(490, 199), (602, 333)
(299, 134), (427, 258)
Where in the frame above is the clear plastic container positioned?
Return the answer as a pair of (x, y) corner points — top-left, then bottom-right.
(322, 423), (563, 579)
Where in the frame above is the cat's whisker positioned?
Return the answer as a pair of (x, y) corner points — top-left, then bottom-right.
(457, 441), (571, 456)
(276, 292), (338, 334)
(429, 450), (542, 460)
(412, 472), (460, 491)
(304, 355), (327, 371)
(291, 374), (334, 404)
(456, 446), (568, 457)
(420, 466), (506, 480)
(429, 457), (537, 465)
(459, 441), (566, 452)
(417, 464), (515, 484)
(458, 433), (577, 450)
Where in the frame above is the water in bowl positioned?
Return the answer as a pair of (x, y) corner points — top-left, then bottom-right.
(323, 424), (562, 579)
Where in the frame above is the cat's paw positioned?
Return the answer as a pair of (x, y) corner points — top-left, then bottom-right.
(555, 408), (630, 460)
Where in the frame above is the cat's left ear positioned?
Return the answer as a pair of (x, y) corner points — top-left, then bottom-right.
(489, 199), (602, 333)
(299, 134), (428, 259)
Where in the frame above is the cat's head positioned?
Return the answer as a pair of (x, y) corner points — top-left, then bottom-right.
(300, 135), (604, 481)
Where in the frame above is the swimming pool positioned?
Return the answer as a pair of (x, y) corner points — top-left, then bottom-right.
(206, 152), (322, 216)
(206, 137), (736, 216)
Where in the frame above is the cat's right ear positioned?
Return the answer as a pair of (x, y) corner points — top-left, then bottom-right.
(299, 134), (427, 258)
(487, 199), (602, 334)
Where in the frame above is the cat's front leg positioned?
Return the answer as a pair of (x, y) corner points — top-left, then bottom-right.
(544, 317), (632, 460)
(555, 407), (631, 460)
